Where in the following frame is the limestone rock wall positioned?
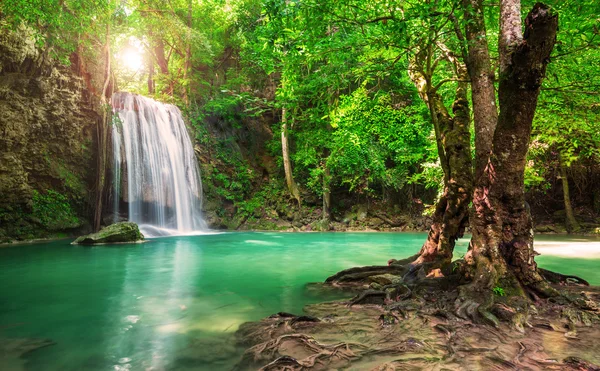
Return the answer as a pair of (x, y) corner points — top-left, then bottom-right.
(0, 24), (100, 242)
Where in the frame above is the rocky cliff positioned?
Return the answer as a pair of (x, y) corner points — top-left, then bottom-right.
(0, 24), (99, 242)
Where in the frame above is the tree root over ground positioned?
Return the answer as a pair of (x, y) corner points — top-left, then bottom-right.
(235, 270), (600, 370)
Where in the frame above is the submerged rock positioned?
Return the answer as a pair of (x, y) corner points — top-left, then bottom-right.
(72, 222), (144, 245)
(0, 337), (55, 370)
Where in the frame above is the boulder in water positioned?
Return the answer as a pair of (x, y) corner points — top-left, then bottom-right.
(72, 222), (144, 245)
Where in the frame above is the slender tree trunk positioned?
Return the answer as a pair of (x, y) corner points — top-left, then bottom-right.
(323, 158), (331, 222)
(323, 107), (333, 223)
(559, 153), (580, 233)
(467, 3), (559, 296)
(414, 88), (473, 267)
(153, 38), (173, 96)
(281, 108), (301, 206)
(94, 23), (112, 232)
(147, 56), (155, 94)
(408, 49), (473, 268)
(594, 164), (600, 215)
(154, 38), (169, 74)
(183, 0), (192, 105)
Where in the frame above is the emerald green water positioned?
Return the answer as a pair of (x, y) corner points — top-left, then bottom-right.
(1, 232), (599, 370)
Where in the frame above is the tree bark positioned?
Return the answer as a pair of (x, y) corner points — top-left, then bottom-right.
(499, 0), (522, 74)
(147, 55), (155, 94)
(153, 38), (173, 96)
(460, 0), (502, 288)
(467, 3), (559, 295)
(559, 153), (580, 233)
(409, 48), (473, 268)
(594, 164), (600, 215)
(183, 0), (192, 105)
(154, 38), (169, 75)
(281, 108), (301, 206)
(462, 0), (498, 182)
(323, 163), (331, 222)
(323, 111), (333, 223)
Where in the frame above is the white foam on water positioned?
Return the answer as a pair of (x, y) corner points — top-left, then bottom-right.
(535, 240), (600, 259)
(139, 224), (221, 238)
(244, 240), (280, 246)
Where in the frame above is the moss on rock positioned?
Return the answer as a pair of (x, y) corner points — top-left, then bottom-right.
(0, 22), (99, 242)
(72, 222), (144, 245)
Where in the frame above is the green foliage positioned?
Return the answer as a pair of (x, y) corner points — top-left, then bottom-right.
(408, 160), (444, 191)
(203, 88), (271, 126)
(56, 165), (86, 200)
(236, 181), (285, 220)
(32, 190), (81, 231)
(1, 0), (122, 63)
(492, 286), (506, 297)
(207, 138), (256, 203)
(110, 113), (123, 130)
(4, 0), (600, 232)
(327, 87), (433, 193)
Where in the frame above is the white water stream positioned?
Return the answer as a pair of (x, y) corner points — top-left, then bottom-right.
(111, 92), (207, 237)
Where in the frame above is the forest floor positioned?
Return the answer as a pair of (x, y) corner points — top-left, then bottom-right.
(228, 208), (600, 236)
(235, 283), (600, 370)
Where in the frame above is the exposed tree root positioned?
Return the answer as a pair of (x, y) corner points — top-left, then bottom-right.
(563, 356), (600, 371)
(236, 257), (600, 370)
(236, 285), (600, 370)
(325, 256), (598, 330)
(324, 265), (408, 287)
(539, 268), (590, 286)
(241, 332), (362, 370)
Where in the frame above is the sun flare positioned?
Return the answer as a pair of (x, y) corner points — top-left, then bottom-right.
(122, 48), (143, 71)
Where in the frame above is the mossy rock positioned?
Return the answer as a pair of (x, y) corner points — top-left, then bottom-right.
(72, 222), (144, 245)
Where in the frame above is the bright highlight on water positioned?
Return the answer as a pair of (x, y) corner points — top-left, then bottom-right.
(111, 93), (207, 237)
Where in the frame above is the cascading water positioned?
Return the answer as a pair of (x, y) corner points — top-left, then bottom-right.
(111, 92), (207, 237)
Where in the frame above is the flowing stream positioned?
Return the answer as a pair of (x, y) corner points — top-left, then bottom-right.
(111, 92), (207, 237)
(0, 232), (599, 370)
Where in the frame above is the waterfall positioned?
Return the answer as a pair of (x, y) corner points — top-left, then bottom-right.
(111, 92), (207, 237)
(112, 124), (122, 224)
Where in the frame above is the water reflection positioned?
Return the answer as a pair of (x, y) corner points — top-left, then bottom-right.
(0, 232), (599, 370)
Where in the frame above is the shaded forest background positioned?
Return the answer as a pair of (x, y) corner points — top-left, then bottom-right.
(0, 0), (599, 242)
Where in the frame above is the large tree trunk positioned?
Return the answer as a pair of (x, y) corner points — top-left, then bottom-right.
(462, 0), (498, 182)
(559, 153), (580, 233)
(467, 3), (559, 296)
(281, 108), (301, 206)
(408, 48), (473, 268)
